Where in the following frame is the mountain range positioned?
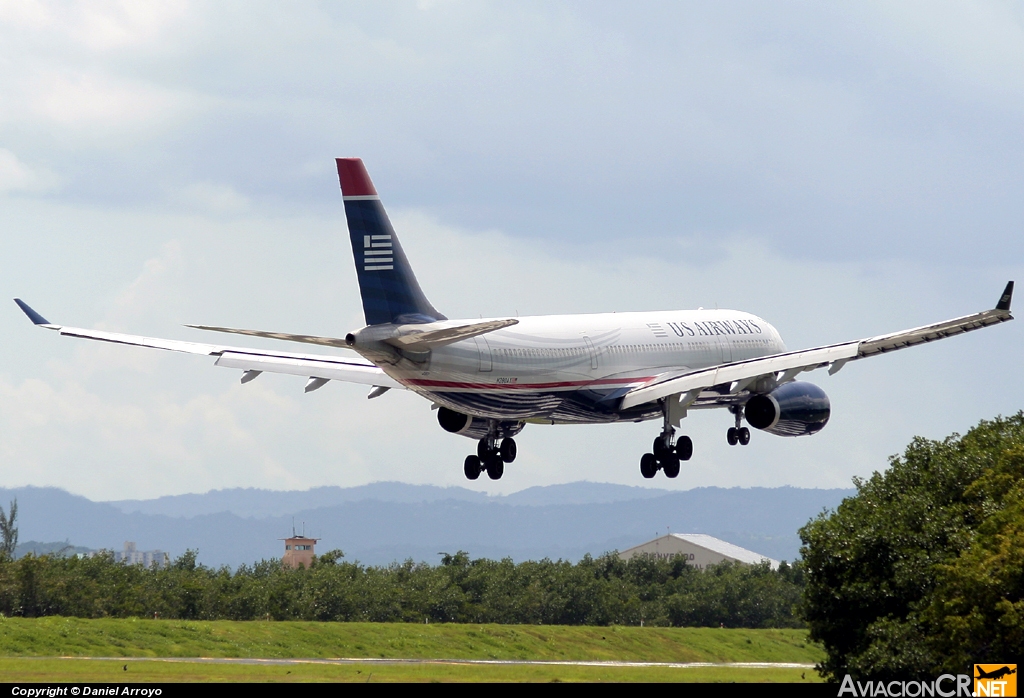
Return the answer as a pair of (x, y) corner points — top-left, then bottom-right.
(0, 482), (854, 568)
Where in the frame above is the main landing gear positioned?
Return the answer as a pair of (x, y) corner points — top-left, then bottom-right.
(640, 396), (694, 479)
(640, 430), (692, 479)
(464, 436), (517, 481)
(727, 405), (751, 446)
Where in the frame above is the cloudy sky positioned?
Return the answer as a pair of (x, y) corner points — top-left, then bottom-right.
(1, 1), (1022, 501)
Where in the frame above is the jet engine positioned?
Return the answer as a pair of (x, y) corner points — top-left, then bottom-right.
(743, 381), (830, 437)
(436, 407), (524, 440)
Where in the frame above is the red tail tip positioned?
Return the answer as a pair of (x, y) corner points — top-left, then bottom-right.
(336, 158), (378, 197)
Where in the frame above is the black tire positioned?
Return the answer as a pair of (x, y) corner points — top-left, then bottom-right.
(653, 437), (670, 458)
(727, 427), (739, 446)
(464, 455), (482, 480)
(640, 453), (658, 479)
(676, 435), (693, 461)
(477, 439), (491, 460)
(500, 438), (517, 463)
(486, 454), (504, 480)
(662, 454), (680, 478)
(738, 427), (751, 445)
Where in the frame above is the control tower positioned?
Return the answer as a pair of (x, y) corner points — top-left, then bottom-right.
(281, 534), (320, 570)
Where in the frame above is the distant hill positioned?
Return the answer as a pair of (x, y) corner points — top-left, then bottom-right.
(14, 540), (94, 559)
(106, 481), (673, 519)
(0, 483), (853, 568)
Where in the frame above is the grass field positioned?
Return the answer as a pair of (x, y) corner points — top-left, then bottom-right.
(0, 618), (825, 682)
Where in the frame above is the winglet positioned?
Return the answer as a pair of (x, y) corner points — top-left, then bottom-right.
(14, 299), (58, 328)
(996, 281), (1014, 312)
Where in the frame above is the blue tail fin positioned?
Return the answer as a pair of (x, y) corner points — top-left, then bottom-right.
(337, 158), (446, 326)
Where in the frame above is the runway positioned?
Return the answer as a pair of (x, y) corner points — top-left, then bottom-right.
(47, 657), (815, 669)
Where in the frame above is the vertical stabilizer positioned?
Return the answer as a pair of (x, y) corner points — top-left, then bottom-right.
(337, 158), (445, 325)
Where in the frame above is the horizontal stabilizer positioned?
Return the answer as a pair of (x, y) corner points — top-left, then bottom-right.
(384, 318), (518, 351)
(185, 324), (353, 349)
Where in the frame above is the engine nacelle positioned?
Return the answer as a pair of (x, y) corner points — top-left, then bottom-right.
(743, 381), (830, 437)
(436, 407), (524, 440)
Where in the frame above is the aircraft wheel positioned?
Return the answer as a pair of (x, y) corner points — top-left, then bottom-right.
(738, 427), (751, 445)
(653, 437), (670, 458)
(486, 454), (504, 480)
(727, 427), (739, 446)
(676, 436), (693, 461)
(464, 455), (482, 480)
(640, 453), (658, 479)
(477, 439), (491, 460)
(662, 454), (680, 478)
(500, 438), (517, 463)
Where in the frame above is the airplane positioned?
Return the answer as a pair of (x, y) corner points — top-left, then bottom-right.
(15, 158), (1015, 482)
(976, 666), (1016, 681)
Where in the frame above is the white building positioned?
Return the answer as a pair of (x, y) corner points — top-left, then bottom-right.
(618, 533), (779, 570)
(113, 541), (169, 569)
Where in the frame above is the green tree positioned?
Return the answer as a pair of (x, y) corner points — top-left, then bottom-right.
(800, 413), (1024, 680)
(919, 445), (1024, 667)
(0, 499), (17, 559)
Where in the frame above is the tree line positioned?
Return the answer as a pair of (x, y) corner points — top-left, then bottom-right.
(0, 547), (804, 628)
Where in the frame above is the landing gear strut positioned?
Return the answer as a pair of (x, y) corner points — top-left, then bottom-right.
(727, 406), (751, 446)
(464, 424), (516, 481)
(639, 399), (693, 479)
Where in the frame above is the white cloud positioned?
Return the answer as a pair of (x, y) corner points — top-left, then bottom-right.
(0, 2), (1019, 265)
(173, 182), (251, 214)
(23, 70), (195, 131)
(0, 0), (190, 51)
(0, 2), (200, 140)
(872, 1), (1024, 106)
(0, 148), (59, 193)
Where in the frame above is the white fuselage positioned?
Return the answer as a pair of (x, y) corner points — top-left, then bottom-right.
(363, 309), (785, 425)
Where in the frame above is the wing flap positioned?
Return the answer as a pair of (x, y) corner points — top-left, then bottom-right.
(621, 342), (859, 409)
(857, 308), (1010, 357)
(215, 351), (402, 388)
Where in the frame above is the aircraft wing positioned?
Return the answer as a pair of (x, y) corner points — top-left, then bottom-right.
(620, 282), (1014, 410)
(13, 299), (403, 392)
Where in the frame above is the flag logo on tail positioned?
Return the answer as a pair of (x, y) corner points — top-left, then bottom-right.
(364, 234), (393, 271)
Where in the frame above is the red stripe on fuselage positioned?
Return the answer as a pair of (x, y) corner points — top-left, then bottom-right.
(336, 158), (378, 197)
(401, 376), (654, 391)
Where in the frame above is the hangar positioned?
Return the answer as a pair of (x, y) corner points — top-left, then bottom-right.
(618, 533), (779, 570)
